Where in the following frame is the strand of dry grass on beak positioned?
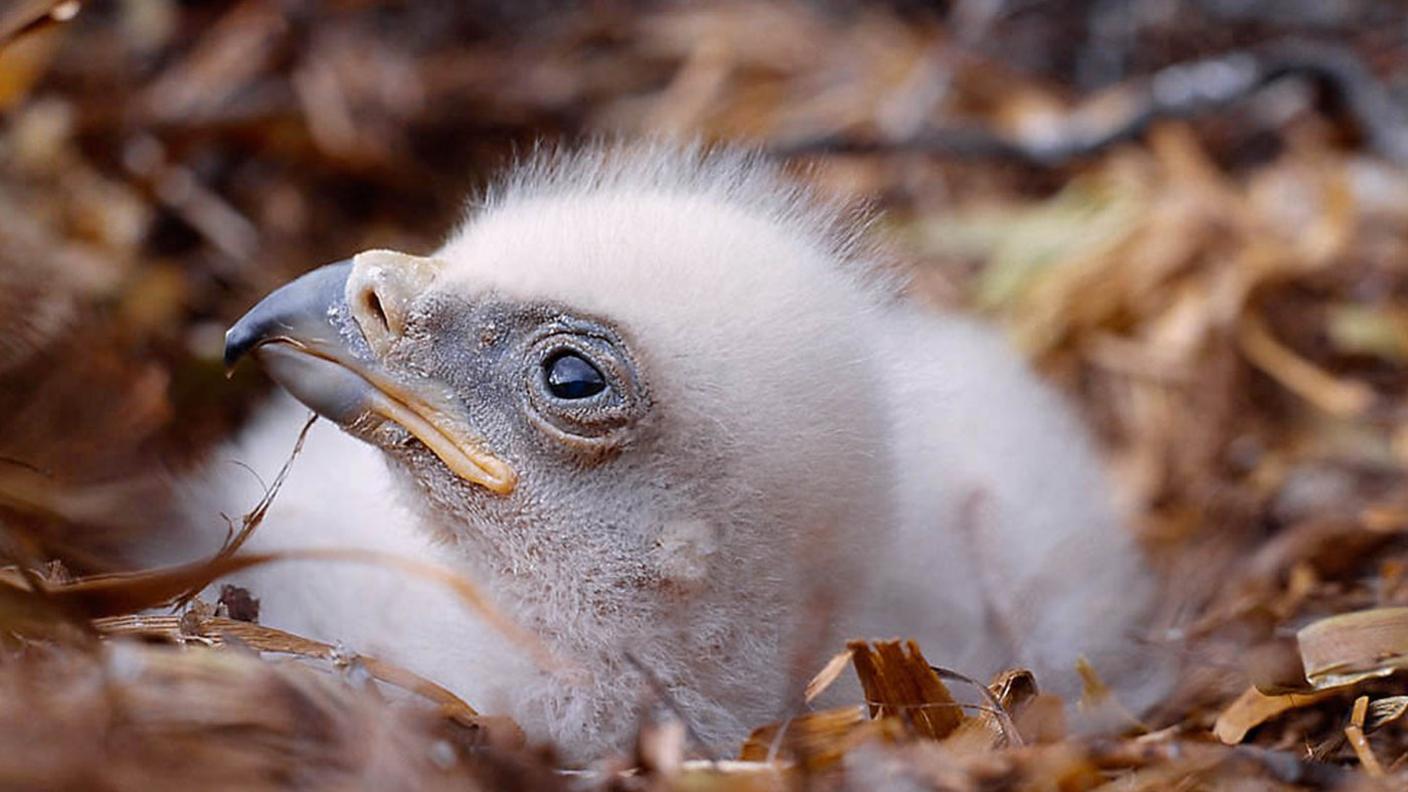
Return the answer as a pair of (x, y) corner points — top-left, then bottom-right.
(200, 412), (320, 582)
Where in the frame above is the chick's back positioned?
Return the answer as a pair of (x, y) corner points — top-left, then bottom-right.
(851, 307), (1166, 712)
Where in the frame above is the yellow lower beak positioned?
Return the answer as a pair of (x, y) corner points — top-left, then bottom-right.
(363, 376), (517, 495)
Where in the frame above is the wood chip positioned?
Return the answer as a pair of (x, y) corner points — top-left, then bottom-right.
(847, 639), (962, 740)
(738, 706), (880, 771)
(803, 647), (855, 704)
(1213, 686), (1336, 745)
(1297, 607), (1408, 689)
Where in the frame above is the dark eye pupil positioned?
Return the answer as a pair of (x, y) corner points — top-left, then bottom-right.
(546, 353), (606, 399)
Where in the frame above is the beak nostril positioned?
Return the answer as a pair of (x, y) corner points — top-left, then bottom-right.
(346, 249), (444, 356)
(363, 289), (390, 334)
(350, 279), (400, 354)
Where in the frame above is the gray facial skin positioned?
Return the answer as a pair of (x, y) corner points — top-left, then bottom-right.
(225, 257), (710, 613)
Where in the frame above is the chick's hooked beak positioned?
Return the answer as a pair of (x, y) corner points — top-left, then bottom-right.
(225, 250), (517, 495)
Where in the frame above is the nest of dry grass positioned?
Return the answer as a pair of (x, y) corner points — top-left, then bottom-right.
(5, 1), (1408, 788)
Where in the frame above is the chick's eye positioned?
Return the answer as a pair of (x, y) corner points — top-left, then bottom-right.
(545, 352), (606, 399)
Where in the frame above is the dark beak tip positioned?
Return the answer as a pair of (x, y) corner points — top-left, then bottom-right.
(223, 258), (355, 372)
(223, 321), (259, 369)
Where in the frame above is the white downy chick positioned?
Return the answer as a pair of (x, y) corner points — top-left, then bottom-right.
(183, 145), (1164, 761)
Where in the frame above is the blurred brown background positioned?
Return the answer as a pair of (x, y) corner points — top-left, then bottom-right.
(4, 0), (1408, 773)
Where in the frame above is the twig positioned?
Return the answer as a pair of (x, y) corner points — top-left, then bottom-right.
(774, 41), (1408, 167)
(23, 546), (564, 672)
(169, 411), (315, 620)
(94, 612), (480, 720)
(1238, 315), (1374, 418)
(1346, 695), (1385, 777)
(931, 664), (1024, 747)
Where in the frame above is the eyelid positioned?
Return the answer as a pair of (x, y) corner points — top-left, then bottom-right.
(522, 327), (648, 450)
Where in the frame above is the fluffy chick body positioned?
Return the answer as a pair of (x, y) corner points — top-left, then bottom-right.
(174, 148), (1161, 760)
